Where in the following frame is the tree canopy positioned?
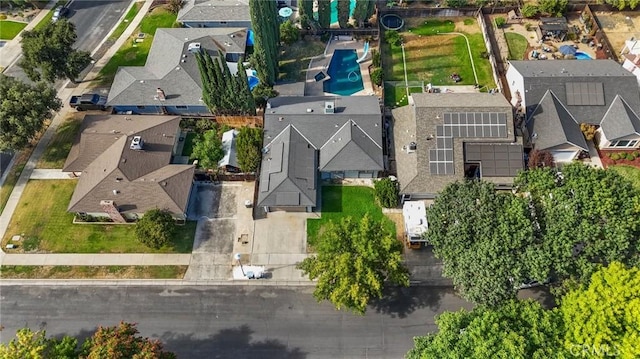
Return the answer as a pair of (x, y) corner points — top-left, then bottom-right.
(427, 163), (640, 306)
(560, 262), (640, 358)
(406, 300), (566, 359)
(190, 128), (224, 171)
(374, 177), (399, 208)
(297, 214), (409, 314)
(19, 20), (91, 83)
(0, 74), (61, 151)
(353, 0), (375, 27)
(317, 0), (331, 28)
(604, 0), (640, 10)
(249, 0), (279, 86)
(236, 126), (263, 173)
(135, 209), (176, 249)
(337, 0), (350, 28)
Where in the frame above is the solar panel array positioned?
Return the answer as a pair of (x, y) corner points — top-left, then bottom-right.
(565, 82), (604, 106)
(429, 112), (509, 175)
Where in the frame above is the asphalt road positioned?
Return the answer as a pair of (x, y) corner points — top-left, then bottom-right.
(2, 0), (132, 83)
(0, 286), (473, 358)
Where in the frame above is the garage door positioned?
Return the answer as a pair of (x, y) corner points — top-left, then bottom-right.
(552, 150), (578, 163)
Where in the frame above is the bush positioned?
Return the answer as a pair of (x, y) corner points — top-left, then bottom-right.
(633, 151), (640, 157)
(371, 49), (381, 68)
(494, 17), (507, 28)
(370, 67), (383, 86)
(135, 209), (176, 249)
(610, 153), (620, 161)
(374, 177), (399, 208)
(522, 4), (539, 18)
(580, 123), (597, 141)
(626, 153), (636, 161)
(384, 30), (402, 47)
(0, 14), (7, 20)
(525, 23), (534, 31)
(445, 0), (468, 7)
(280, 20), (299, 45)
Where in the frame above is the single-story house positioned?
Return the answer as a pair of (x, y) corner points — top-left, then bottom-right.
(218, 128), (240, 172)
(63, 115), (195, 221)
(257, 96), (384, 212)
(177, 0), (252, 29)
(506, 60), (640, 161)
(107, 27), (248, 116)
(392, 93), (523, 199)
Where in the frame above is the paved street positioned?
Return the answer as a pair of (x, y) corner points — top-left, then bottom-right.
(0, 285), (473, 358)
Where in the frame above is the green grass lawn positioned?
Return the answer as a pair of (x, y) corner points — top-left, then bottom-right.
(182, 132), (198, 157)
(37, 116), (82, 169)
(307, 186), (395, 248)
(108, 1), (143, 41)
(96, 7), (177, 85)
(0, 20), (27, 40)
(505, 32), (528, 60)
(382, 19), (495, 107)
(1, 180), (195, 253)
(279, 38), (326, 82)
(0, 265), (187, 279)
(609, 165), (640, 191)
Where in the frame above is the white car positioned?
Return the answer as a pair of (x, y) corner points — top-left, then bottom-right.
(52, 7), (69, 22)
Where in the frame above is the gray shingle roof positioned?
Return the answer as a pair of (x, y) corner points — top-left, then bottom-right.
(257, 125), (317, 208)
(393, 93), (520, 196)
(509, 60), (640, 124)
(107, 28), (247, 107)
(319, 119), (383, 171)
(65, 115), (194, 215)
(600, 95), (640, 141)
(528, 90), (588, 151)
(178, 0), (250, 22)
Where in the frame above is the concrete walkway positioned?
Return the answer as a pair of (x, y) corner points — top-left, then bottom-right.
(29, 169), (76, 179)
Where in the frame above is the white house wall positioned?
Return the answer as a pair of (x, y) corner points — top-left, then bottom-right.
(505, 64), (525, 108)
(597, 130), (640, 149)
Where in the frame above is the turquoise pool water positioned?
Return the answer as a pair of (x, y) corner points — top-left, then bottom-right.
(575, 51), (593, 60)
(331, 0), (356, 24)
(323, 49), (364, 96)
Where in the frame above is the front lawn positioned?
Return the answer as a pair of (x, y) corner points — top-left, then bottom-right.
(307, 186), (395, 248)
(0, 20), (27, 40)
(505, 32), (528, 60)
(609, 165), (640, 191)
(37, 115), (82, 169)
(1, 180), (195, 253)
(96, 6), (177, 85)
(279, 38), (326, 82)
(382, 18), (495, 107)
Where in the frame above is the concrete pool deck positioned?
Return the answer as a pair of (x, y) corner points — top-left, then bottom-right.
(305, 37), (375, 97)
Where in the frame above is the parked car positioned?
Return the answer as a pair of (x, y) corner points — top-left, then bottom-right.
(52, 7), (69, 22)
(69, 93), (108, 111)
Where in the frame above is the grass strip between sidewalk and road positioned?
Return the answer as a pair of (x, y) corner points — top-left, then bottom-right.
(1, 180), (196, 253)
(1, 265), (188, 279)
(108, 1), (143, 42)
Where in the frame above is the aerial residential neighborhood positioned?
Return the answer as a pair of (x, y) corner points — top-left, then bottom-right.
(1, 0), (639, 357)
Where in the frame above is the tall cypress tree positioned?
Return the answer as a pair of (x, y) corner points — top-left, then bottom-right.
(237, 60), (256, 115)
(353, 0), (375, 28)
(249, 0), (279, 86)
(337, 0), (350, 28)
(318, 0), (331, 28)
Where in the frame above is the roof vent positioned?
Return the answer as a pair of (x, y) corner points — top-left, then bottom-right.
(188, 42), (201, 52)
(306, 108), (313, 113)
(130, 136), (143, 150)
(407, 142), (417, 153)
(324, 101), (335, 114)
(279, 117), (284, 121)
(113, 190), (119, 195)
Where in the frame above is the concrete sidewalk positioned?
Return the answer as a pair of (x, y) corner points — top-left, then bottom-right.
(30, 169), (75, 179)
(0, 0), (154, 265)
(0, 0), (57, 71)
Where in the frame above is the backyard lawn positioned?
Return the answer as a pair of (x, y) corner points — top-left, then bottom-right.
(505, 32), (528, 60)
(96, 6), (177, 85)
(382, 18), (495, 107)
(181, 132), (198, 157)
(279, 38), (326, 82)
(1, 180), (195, 253)
(0, 20), (27, 40)
(307, 186), (395, 248)
(37, 115), (82, 169)
(609, 165), (640, 191)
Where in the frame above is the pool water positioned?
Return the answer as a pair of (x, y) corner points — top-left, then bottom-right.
(575, 51), (593, 60)
(330, 0), (356, 24)
(323, 49), (364, 96)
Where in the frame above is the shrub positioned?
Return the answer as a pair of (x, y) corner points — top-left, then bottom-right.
(580, 123), (597, 141)
(167, 0), (184, 14)
(494, 17), (507, 28)
(626, 153), (636, 161)
(280, 19), (299, 45)
(371, 49), (381, 67)
(528, 149), (555, 168)
(135, 209), (176, 249)
(522, 4), (539, 18)
(384, 30), (402, 47)
(370, 67), (383, 86)
(525, 23), (534, 31)
(445, 0), (468, 7)
(610, 153), (620, 161)
(0, 14), (7, 20)
(374, 177), (399, 208)
(633, 151), (640, 157)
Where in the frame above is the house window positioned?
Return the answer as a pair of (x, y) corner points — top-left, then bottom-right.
(176, 105), (188, 109)
(136, 106), (146, 109)
(610, 140), (638, 148)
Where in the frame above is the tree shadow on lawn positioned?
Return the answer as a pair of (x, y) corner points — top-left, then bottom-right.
(162, 324), (307, 359)
(370, 286), (449, 319)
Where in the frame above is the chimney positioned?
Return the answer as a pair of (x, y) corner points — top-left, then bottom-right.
(156, 88), (166, 101)
(100, 200), (126, 223)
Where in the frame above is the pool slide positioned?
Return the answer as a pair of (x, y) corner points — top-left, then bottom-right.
(356, 42), (369, 63)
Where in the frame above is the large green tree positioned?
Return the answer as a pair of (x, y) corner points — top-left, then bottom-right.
(406, 300), (567, 359)
(0, 74), (61, 151)
(426, 180), (536, 306)
(353, 0), (375, 27)
(317, 0), (331, 28)
(538, 0), (568, 16)
(236, 126), (262, 173)
(337, 0), (350, 28)
(297, 214), (409, 314)
(249, 0), (279, 86)
(19, 20), (91, 83)
(135, 209), (176, 249)
(190, 128), (224, 171)
(560, 262), (640, 358)
(0, 328), (78, 359)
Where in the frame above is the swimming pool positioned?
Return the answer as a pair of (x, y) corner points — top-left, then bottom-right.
(575, 51), (593, 60)
(323, 49), (364, 96)
(330, 0), (356, 24)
